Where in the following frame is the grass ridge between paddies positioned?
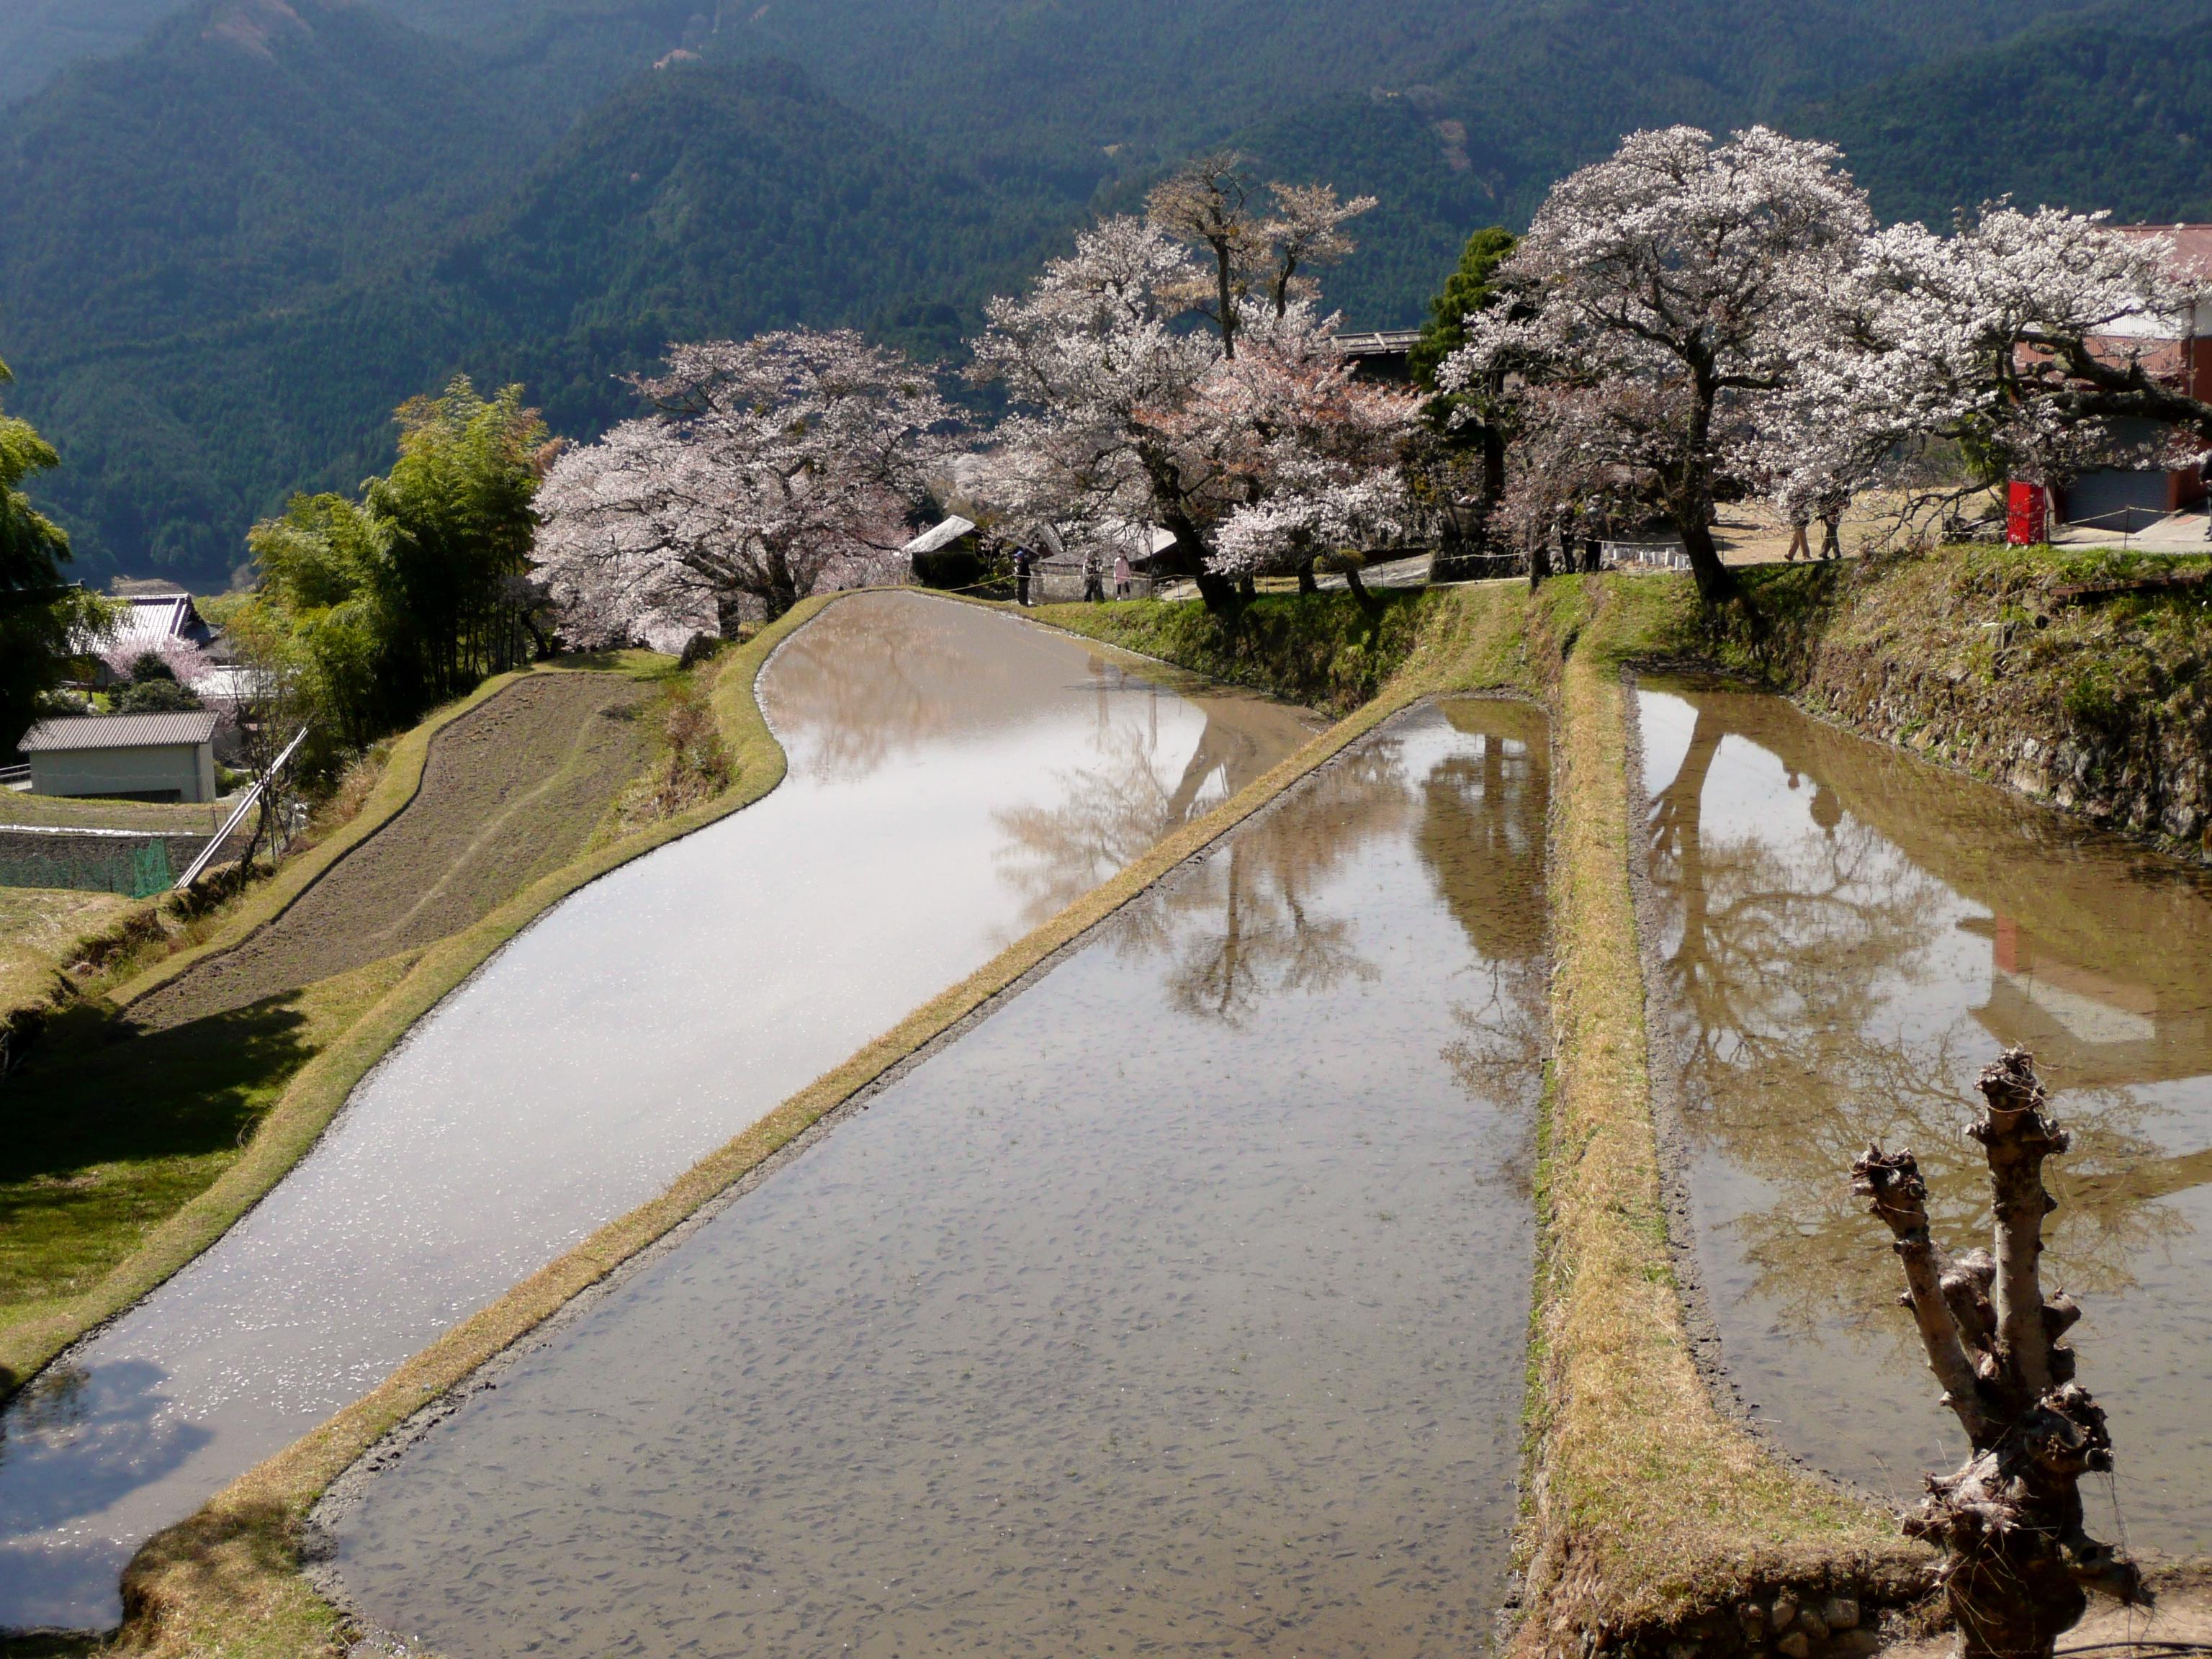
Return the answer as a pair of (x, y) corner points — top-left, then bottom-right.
(0, 600), (827, 1410)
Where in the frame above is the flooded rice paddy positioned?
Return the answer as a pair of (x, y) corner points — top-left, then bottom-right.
(323, 700), (1549, 1659)
(0, 593), (1318, 1631)
(1638, 682), (2212, 1556)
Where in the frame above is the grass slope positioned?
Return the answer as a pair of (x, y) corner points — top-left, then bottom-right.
(0, 607), (816, 1408)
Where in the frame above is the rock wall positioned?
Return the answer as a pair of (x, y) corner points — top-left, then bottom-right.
(1747, 551), (2212, 866)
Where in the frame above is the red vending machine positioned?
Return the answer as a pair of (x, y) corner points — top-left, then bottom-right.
(2005, 480), (2048, 546)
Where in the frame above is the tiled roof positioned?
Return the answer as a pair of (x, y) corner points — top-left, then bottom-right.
(19, 711), (221, 752)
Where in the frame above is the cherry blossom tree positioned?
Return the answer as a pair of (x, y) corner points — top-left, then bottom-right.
(971, 216), (1416, 608)
(533, 329), (953, 644)
(1789, 206), (2197, 523)
(1442, 125), (1871, 602)
(1146, 156), (1374, 357)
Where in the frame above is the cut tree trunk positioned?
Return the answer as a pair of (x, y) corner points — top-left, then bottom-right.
(1851, 1050), (2146, 1659)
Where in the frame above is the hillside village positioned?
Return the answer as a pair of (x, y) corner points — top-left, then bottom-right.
(1, 9), (2211, 1659)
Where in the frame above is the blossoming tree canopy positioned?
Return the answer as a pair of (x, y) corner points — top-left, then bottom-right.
(970, 215), (1419, 607)
(1787, 206), (2201, 509)
(533, 329), (955, 646)
(1442, 125), (1873, 601)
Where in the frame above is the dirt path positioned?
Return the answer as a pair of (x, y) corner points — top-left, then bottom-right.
(130, 673), (650, 1032)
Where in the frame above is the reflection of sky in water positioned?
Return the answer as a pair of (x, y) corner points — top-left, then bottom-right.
(0, 593), (1313, 1632)
(1638, 687), (2212, 1555)
(326, 706), (1545, 1659)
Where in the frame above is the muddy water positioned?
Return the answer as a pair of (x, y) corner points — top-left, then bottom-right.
(323, 701), (1548, 1659)
(1637, 682), (2212, 1555)
(0, 593), (1318, 1632)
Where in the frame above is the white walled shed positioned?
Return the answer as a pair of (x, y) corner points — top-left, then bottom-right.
(20, 711), (222, 803)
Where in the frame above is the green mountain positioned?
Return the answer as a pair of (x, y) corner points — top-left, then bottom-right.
(1799, 0), (2212, 225)
(0, 0), (2203, 592)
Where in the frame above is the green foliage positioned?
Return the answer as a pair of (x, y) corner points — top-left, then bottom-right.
(115, 678), (204, 714)
(239, 377), (546, 755)
(1037, 592), (1428, 716)
(1798, 0), (2212, 225)
(1409, 225), (1516, 390)
(0, 353), (106, 755)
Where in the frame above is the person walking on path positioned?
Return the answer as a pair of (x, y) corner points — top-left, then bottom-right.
(1818, 500), (1844, 560)
(1784, 513), (1809, 562)
(1082, 547), (1105, 603)
(1013, 544), (1033, 607)
(1113, 552), (1132, 599)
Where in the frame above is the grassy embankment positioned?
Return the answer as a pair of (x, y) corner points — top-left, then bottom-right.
(1682, 544), (2212, 860)
(0, 620), (810, 1411)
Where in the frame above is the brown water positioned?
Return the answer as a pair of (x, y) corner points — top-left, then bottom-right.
(0, 594), (1317, 1633)
(324, 699), (1550, 1658)
(1637, 683), (2212, 1555)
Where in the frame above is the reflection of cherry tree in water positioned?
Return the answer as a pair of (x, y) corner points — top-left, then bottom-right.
(1645, 701), (2178, 1348)
(1419, 717), (1551, 1120)
(1063, 740), (1415, 1028)
(1155, 743), (1415, 1025)
(992, 690), (1272, 930)
(763, 601), (1004, 782)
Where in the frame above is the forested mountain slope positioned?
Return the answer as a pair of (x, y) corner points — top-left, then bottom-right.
(0, 0), (2201, 590)
(1802, 0), (2212, 225)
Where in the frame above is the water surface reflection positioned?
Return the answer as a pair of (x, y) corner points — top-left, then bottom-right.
(1639, 683), (2212, 1553)
(327, 702), (1548, 1658)
(0, 593), (1316, 1631)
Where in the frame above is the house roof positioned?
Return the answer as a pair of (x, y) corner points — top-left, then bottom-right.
(1337, 328), (1424, 356)
(19, 711), (221, 752)
(2116, 223), (2212, 285)
(88, 593), (217, 662)
(903, 515), (978, 556)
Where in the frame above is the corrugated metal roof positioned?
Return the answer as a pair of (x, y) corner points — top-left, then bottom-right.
(1337, 328), (1423, 354)
(20, 711), (221, 752)
(903, 516), (978, 557)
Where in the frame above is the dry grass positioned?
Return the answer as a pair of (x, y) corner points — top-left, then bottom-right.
(1511, 583), (1922, 1655)
(0, 888), (140, 1019)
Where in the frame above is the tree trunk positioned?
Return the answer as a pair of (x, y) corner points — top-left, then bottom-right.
(1193, 569), (1237, 609)
(1297, 558), (1318, 595)
(1527, 529), (1553, 589)
(1677, 513), (1737, 604)
(1213, 238), (1237, 359)
(1852, 1051), (2146, 1659)
(1481, 421), (1506, 505)
(1343, 565), (1370, 602)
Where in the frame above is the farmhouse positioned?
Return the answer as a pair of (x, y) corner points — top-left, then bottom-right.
(2054, 222), (2212, 534)
(96, 584), (222, 683)
(1336, 328), (1423, 383)
(902, 514), (982, 587)
(19, 711), (222, 803)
